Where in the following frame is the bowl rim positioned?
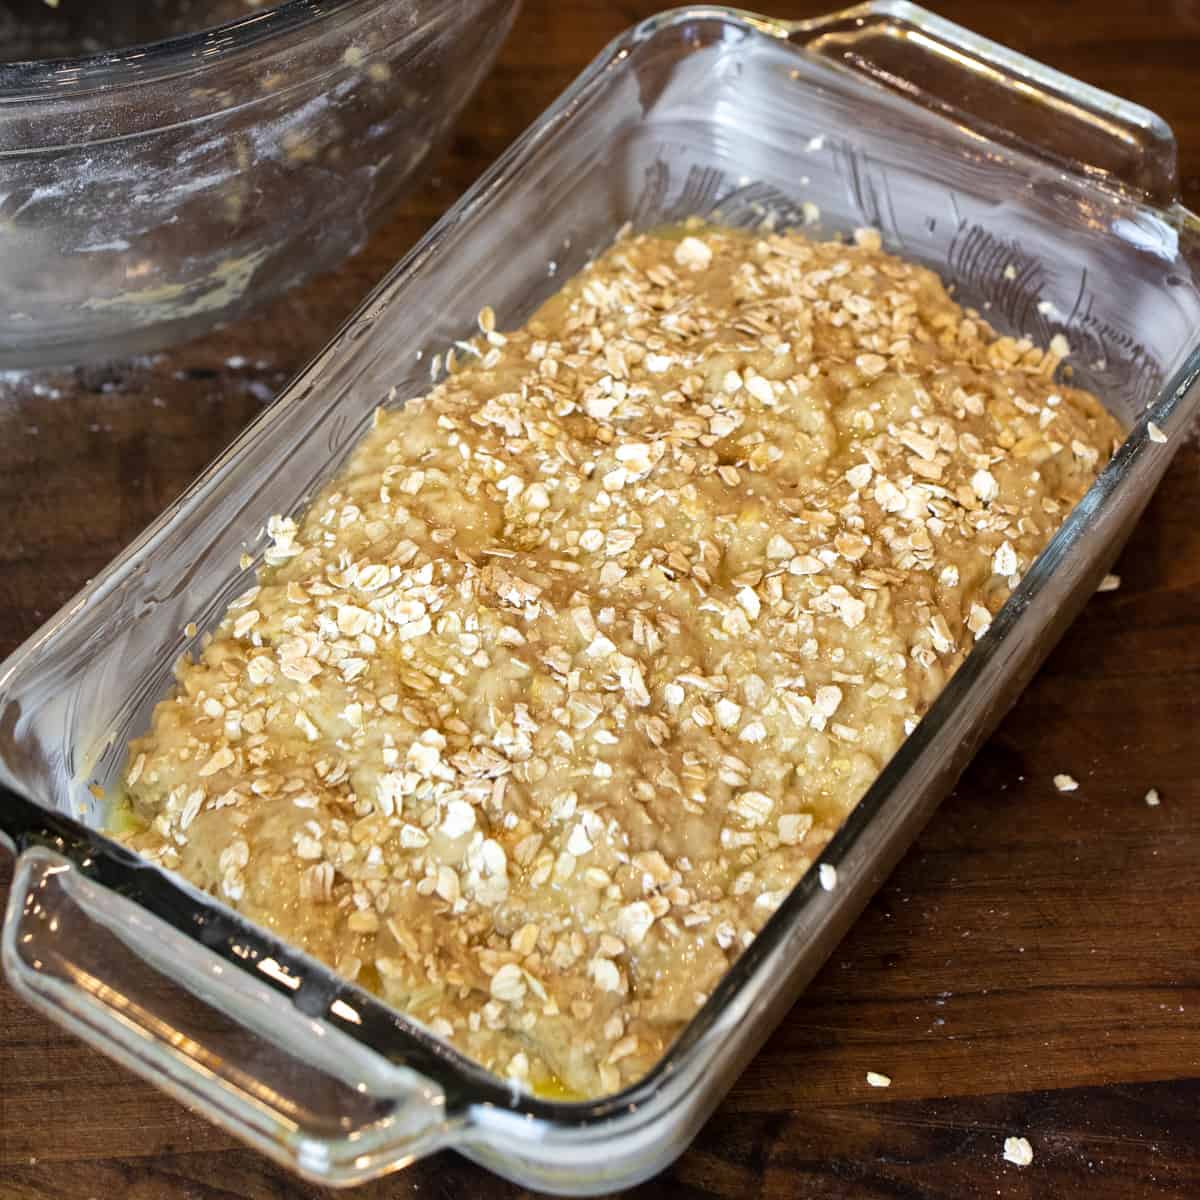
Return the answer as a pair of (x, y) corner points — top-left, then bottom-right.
(0, 0), (398, 99)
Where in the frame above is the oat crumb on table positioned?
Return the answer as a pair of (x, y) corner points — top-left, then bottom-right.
(117, 222), (1123, 1099)
(1054, 773), (1079, 792)
(1003, 1135), (1034, 1167)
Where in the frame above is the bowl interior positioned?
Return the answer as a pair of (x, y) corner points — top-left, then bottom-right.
(0, 0), (289, 62)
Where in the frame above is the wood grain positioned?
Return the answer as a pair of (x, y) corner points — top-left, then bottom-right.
(3, 2), (1200, 1196)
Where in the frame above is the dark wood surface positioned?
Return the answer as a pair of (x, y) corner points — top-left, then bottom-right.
(3, 2), (1200, 1196)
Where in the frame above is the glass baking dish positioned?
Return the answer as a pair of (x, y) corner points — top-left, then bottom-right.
(1, 2), (1197, 1192)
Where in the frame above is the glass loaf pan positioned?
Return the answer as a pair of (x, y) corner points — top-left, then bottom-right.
(1, 3), (1197, 1193)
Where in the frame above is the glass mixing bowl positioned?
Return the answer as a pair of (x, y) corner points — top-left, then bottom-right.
(0, 0), (520, 368)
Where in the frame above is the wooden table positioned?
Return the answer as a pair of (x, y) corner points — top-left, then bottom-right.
(3, 2), (1199, 1196)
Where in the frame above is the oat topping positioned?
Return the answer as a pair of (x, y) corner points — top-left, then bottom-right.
(118, 222), (1123, 1099)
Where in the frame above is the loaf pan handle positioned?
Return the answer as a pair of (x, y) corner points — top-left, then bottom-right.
(1, 828), (456, 1186)
(786, 1), (1179, 207)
